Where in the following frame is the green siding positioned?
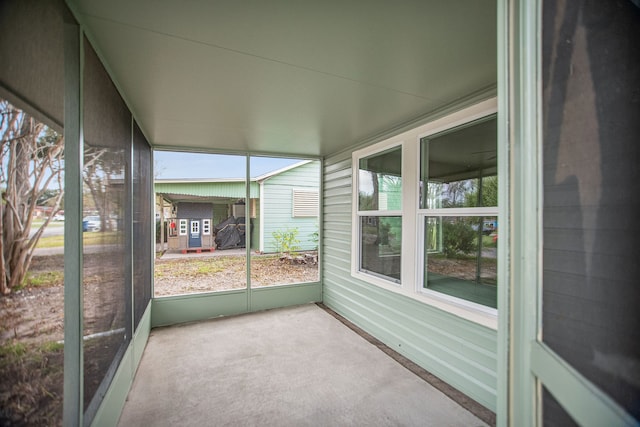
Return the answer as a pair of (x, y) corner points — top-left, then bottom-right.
(261, 161), (320, 253)
(322, 153), (498, 411)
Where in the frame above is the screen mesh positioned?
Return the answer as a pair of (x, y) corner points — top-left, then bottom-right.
(541, 0), (640, 419)
(82, 37), (131, 416)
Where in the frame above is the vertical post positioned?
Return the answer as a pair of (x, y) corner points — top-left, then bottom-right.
(496, 0), (511, 425)
(63, 18), (83, 427)
(245, 155), (251, 311)
(475, 170), (484, 284)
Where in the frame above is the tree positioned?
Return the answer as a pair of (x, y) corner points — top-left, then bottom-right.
(0, 100), (64, 294)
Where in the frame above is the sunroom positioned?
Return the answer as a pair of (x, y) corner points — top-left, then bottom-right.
(1, 0), (638, 426)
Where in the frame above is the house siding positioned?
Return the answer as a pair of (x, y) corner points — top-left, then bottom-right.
(322, 153), (497, 411)
(261, 161), (320, 253)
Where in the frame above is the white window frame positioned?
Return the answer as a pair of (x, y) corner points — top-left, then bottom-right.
(202, 219), (211, 235)
(352, 140), (405, 288)
(179, 219), (188, 236)
(351, 98), (498, 328)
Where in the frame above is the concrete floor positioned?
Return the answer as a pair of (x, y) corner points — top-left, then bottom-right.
(118, 304), (488, 427)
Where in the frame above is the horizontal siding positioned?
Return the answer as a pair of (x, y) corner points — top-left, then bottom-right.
(322, 153), (497, 411)
(262, 161), (320, 253)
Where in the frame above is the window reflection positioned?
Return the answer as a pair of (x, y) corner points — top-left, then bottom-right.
(359, 147), (402, 211)
(360, 216), (402, 283)
(420, 117), (497, 210)
(424, 216), (497, 308)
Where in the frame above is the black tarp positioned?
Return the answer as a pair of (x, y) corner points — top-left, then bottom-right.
(214, 216), (246, 250)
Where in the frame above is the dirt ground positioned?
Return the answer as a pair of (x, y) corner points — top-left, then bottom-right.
(154, 253), (319, 296)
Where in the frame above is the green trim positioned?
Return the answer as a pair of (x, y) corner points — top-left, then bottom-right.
(63, 21), (83, 427)
(508, 0), (541, 425)
(496, 0), (510, 425)
(90, 304), (152, 427)
(250, 283), (321, 312)
(151, 290), (248, 327)
(531, 342), (639, 427)
(151, 283), (323, 328)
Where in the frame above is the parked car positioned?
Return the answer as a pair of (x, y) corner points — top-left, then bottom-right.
(82, 216), (101, 232)
(53, 213), (65, 221)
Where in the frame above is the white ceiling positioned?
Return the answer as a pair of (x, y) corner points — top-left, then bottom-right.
(71, 0), (496, 158)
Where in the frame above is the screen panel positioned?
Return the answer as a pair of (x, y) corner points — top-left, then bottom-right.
(82, 37), (131, 417)
(541, 0), (640, 420)
(133, 122), (152, 329)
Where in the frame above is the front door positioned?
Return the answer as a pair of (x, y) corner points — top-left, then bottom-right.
(188, 219), (201, 248)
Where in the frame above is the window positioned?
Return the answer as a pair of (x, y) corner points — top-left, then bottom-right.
(202, 219), (211, 235)
(179, 219), (188, 236)
(352, 99), (498, 323)
(419, 116), (498, 309)
(292, 190), (319, 217)
(354, 146), (402, 283)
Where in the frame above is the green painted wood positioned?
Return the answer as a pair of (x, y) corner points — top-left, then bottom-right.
(531, 342), (639, 427)
(250, 283), (322, 312)
(508, 1), (543, 426)
(151, 291), (249, 327)
(90, 304), (151, 427)
(323, 150), (498, 412)
(495, 0), (510, 425)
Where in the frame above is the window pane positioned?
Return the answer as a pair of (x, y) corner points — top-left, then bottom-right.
(420, 117), (497, 209)
(360, 216), (402, 282)
(424, 216), (497, 308)
(250, 157), (320, 288)
(358, 147), (402, 211)
(154, 152), (247, 296)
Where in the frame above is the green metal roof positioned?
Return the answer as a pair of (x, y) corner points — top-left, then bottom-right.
(155, 181), (260, 199)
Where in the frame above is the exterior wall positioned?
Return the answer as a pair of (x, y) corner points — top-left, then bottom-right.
(261, 161), (320, 253)
(322, 153), (497, 411)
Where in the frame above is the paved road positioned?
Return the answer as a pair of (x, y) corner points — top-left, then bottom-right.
(29, 222), (65, 238)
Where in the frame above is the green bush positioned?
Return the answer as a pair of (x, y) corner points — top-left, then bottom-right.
(272, 227), (300, 254)
(443, 219), (477, 258)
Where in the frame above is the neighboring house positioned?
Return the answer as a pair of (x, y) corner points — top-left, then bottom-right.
(155, 160), (320, 253)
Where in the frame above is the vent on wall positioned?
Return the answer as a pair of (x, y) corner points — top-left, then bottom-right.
(292, 190), (319, 217)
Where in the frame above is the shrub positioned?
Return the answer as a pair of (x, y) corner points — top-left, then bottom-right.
(443, 219), (477, 258)
(272, 227), (300, 254)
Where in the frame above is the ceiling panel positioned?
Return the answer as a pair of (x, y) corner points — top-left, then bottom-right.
(72, 0), (496, 157)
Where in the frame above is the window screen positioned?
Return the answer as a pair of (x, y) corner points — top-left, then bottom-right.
(541, 0), (640, 419)
(133, 122), (152, 330)
(82, 37), (131, 418)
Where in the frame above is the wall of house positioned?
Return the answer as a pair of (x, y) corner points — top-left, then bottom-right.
(322, 152), (497, 411)
(261, 161), (320, 253)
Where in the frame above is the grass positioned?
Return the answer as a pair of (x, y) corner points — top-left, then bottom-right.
(22, 271), (64, 289)
(35, 231), (120, 249)
(0, 340), (64, 425)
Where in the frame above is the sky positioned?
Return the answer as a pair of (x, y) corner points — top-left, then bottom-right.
(154, 151), (303, 180)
